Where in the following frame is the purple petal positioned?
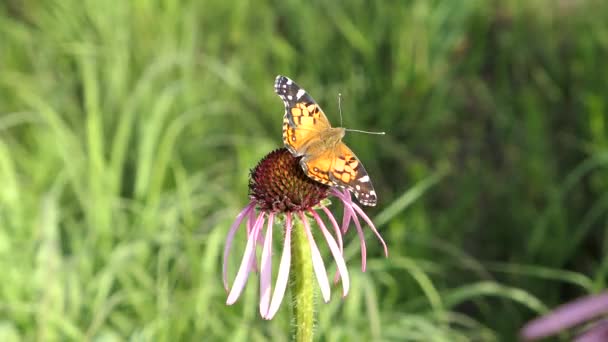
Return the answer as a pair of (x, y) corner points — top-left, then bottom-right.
(331, 188), (351, 204)
(245, 206), (261, 272)
(259, 213), (274, 317)
(576, 319), (608, 342)
(321, 206), (343, 254)
(226, 212), (265, 305)
(351, 203), (389, 257)
(342, 207), (352, 234)
(300, 212), (331, 303)
(265, 213), (292, 319)
(247, 215), (265, 262)
(246, 203), (257, 233)
(521, 292), (608, 341)
(332, 266), (343, 285)
(311, 209), (350, 298)
(332, 188), (353, 234)
(343, 201), (368, 271)
(223, 202), (255, 291)
(321, 206), (345, 284)
(256, 224), (266, 246)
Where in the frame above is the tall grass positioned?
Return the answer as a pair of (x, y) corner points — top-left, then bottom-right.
(1, 0), (607, 340)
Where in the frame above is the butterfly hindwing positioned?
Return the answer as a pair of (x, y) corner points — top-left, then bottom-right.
(328, 143), (377, 206)
(299, 148), (335, 186)
(300, 142), (376, 206)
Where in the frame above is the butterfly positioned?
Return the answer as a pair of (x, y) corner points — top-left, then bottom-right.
(274, 75), (377, 206)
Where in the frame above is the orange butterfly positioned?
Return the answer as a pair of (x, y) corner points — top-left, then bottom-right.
(274, 75), (377, 206)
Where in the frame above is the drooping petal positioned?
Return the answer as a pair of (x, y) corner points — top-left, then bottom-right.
(342, 207), (352, 234)
(330, 188), (349, 203)
(576, 319), (608, 342)
(246, 205), (256, 234)
(265, 213), (292, 319)
(223, 202), (255, 291)
(321, 206), (343, 254)
(245, 205), (261, 273)
(332, 189), (353, 234)
(259, 213), (274, 317)
(226, 212), (265, 305)
(300, 212), (331, 303)
(351, 203), (389, 257)
(311, 210), (349, 297)
(521, 292), (608, 341)
(248, 204), (265, 259)
(322, 206), (346, 284)
(343, 201), (368, 271)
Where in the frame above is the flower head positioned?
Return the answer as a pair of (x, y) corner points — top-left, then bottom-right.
(223, 148), (388, 319)
(248, 148), (331, 212)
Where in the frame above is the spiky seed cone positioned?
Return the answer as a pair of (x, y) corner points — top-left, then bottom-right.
(249, 148), (330, 212)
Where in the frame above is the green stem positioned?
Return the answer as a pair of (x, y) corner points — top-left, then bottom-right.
(290, 215), (314, 342)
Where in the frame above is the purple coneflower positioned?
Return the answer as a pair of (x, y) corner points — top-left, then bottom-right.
(223, 148), (388, 320)
(520, 291), (608, 341)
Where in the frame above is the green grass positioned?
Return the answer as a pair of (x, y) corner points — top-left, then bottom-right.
(1, 0), (607, 340)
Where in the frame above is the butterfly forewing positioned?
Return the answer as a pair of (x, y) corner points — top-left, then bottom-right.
(274, 75), (323, 115)
(274, 75), (332, 155)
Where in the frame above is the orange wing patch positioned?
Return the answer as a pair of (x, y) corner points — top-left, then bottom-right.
(328, 143), (376, 206)
(282, 102), (330, 154)
(300, 149), (334, 185)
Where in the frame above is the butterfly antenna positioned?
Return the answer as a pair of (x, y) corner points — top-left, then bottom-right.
(344, 128), (386, 135)
(338, 92), (343, 127)
(338, 92), (385, 135)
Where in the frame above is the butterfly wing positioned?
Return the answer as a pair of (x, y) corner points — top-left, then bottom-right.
(302, 142), (377, 206)
(274, 75), (332, 155)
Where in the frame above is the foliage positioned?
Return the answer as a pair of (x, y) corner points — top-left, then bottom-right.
(1, 0), (607, 340)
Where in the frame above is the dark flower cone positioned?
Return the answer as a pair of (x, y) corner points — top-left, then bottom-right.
(249, 148), (330, 212)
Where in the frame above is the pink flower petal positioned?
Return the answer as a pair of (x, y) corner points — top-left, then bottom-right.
(311, 210), (349, 297)
(351, 203), (389, 257)
(321, 206), (343, 254)
(321, 206), (346, 284)
(259, 213), (274, 317)
(343, 201), (368, 271)
(300, 212), (331, 303)
(265, 213), (292, 319)
(521, 292), (608, 341)
(246, 205), (261, 272)
(576, 319), (608, 342)
(223, 202), (255, 291)
(246, 205), (256, 233)
(332, 189), (353, 234)
(226, 212), (265, 305)
(342, 209), (352, 234)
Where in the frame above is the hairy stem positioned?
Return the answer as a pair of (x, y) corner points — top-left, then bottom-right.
(290, 215), (314, 342)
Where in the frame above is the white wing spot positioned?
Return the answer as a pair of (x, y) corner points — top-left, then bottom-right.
(287, 95), (293, 100)
(355, 185), (361, 190)
(369, 190), (376, 196)
(286, 79), (293, 85)
(296, 88), (306, 100)
(359, 175), (370, 183)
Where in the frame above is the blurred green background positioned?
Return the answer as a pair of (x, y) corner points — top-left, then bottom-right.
(1, 0), (607, 341)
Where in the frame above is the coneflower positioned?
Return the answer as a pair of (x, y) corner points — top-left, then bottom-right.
(223, 148), (387, 327)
